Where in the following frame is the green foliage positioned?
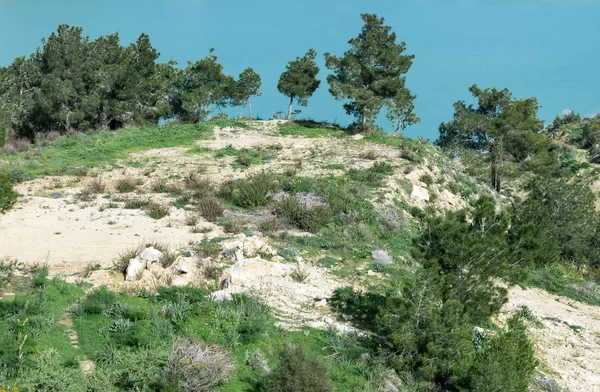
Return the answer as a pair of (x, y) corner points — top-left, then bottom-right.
(269, 343), (333, 392)
(526, 265), (600, 306)
(278, 49), (321, 120)
(2, 123), (212, 180)
(219, 172), (276, 208)
(0, 172), (18, 213)
(469, 315), (537, 392)
(278, 120), (345, 138)
(275, 195), (332, 233)
(437, 85), (551, 192)
(231, 67), (262, 118)
(0, 26), (173, 139)
(197, 197), (224, 221)
(324, 13), (419, 130)
(510, 176), (599, 270)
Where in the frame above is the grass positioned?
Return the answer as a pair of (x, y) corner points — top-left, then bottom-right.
(278, 120), (347, 138)
(525, 265), (600, 306)
(0, 276), (388, 390)
(214, 145), (275, 168)
(1, 123), (214, 180)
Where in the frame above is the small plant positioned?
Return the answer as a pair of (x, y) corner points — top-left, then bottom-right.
(258, 218), (278, 234)
(269, 342), (332, 392)
(82, 263), (101, 278)
(371, 246), (393, 270)
(87, 177), (106, 193)
(219, 173), (276, 208)
(184, 172), (214, 199)
(0, 172), (18, 213)
(147, 202), (170, 219)
(114, 247), (142, 273)
(151, 178), (170, 193)
(164, 338), (235, 392)
(115, 177), (141, 193)
(197, 197), (224, 221)
(359, 150), (378, 160)
(159, 250), (179, 268)
(371, 161), (394, 174)
(185, 213), (200, 227)
(124, 199), (149, 209)
(222, 218), (243, 234)
(279, 247), (299, 261)
(289, 266), (309, 283)
(163, 300), (192, 323)
(419, 174), (434, 186)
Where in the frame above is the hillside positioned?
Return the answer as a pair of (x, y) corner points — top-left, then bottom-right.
(1, 120), (598, 391)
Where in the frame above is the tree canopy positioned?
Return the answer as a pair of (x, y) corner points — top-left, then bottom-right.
(437, 85), (550, 192)
(277, 49), (321, 120)
(324, 13), (419, 131)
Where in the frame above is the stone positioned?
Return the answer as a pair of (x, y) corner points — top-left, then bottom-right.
(139, 247), (163, 262)
(125, 259), (145, 281)
(410, 185), (430, 202)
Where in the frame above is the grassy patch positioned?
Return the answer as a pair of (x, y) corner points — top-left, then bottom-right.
(1, 124), (213, 180)
(525, 265), (600, 306)
(278, 120), (346, 138)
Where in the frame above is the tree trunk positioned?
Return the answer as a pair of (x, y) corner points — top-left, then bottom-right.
(361, 110), (366, 126)
(248, 98), (252, 119)
(490, 142), (501, 193)
(287, 96), (293, 120)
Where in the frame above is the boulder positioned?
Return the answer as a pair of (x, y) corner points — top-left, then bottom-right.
(125, 259), (145, 281)
(411, 185), (430, 202)
(139, 247), (163, 263)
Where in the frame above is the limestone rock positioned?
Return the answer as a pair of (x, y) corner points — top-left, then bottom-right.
(139, 247), (163, 263)
(125, 259), (144, 281)
(410, 185), (430, 202)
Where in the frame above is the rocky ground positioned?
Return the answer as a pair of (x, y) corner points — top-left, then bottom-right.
(1, 122), (597, 391)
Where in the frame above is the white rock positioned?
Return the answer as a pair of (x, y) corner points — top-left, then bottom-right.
(410, 185), (430, 202)
(272, 255), (284, 263)
(139, 247), (163, 262)
(173, 262), (190, 274)
(125, 259), (145, 281)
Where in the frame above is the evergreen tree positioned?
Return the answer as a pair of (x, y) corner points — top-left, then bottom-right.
(324, 14), (419, 131)
(437, 85), (548, 192)
(172, 50), (234, 123)
(232, 67), (261, 118)
(277, 49), (320, 120)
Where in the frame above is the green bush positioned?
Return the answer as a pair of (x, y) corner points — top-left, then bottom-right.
(219, 172), (276, 208)
(276, 196), (332, 233)
(0, 172), (18, 213)
(469, 315), (537, 391)
(269, 343), (332, 392)
(0, 129), (6, 148)
(197, 197), (224, 221)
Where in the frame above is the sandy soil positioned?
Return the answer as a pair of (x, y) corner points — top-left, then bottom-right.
(505, 286), (600, 392)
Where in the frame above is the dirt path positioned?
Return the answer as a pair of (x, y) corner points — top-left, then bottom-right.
(506, 286), (600, 391)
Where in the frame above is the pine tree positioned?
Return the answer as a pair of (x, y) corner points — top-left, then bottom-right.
(232, 68), (261, 118)
(277, 49), (320, 120)
(324, 14), (419, 131)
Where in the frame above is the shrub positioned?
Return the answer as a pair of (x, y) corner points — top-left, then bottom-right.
(79, 287), (117, 315)
(289, 266), (310, 283)
(419, 174), (434, 186)
(0, 258), (18, 287)
(276, 196), (331, 233)
(469, 315), (537, 391)
(258, 218), (278, 234)
(219, 173), (276, 208)
(197, 197), (224, 221)
(114, 247), (142, 273)
(124, 199), (149, 209)
(0, 172), (18, 213)
(184, 173), (214, 199)
(115, 177), (141, 193)
(371, 246), (393, 270)
(87, 177), (106, 193)
(269, 343), (332, 392)
(164, 338), (235, 392)
(159, 250), (179, 268)
(147, 202), (170, 219)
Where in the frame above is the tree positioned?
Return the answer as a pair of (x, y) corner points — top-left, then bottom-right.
(232, 67), (261, 118)
(172, 50), (234, 123)
(509, 176), (600, 270)
(324, 13), (419, 131)
(437, 85), (547, 192)
(277, 49), (320, 120)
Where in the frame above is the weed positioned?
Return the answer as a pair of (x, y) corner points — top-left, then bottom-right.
(197, 197), (224, 222)
(419, 174), (434, 186)
(289, 266), (309, 283)
(147, 202), (170, 219)
(115, 177), (141, 193)
(124, 199), (149, 209)
(185, 213), (200, 227)
(184, 172), (214, 198)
